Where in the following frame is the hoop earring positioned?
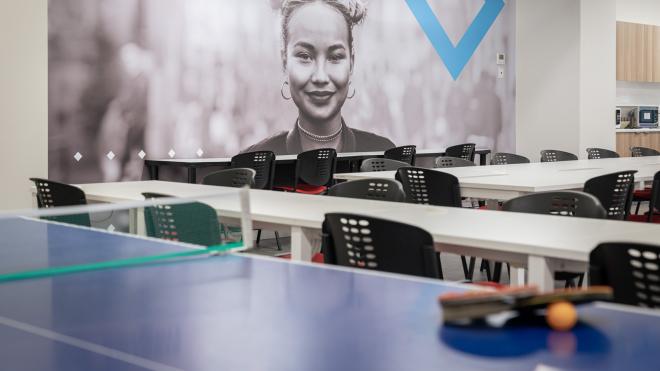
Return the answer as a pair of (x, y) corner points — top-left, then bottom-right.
(347, 83), (356, 100)
(281, 81), (292, 100)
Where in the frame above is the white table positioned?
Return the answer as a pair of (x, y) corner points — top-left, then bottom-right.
(335, 156), (660, 203)
(74, 181), (660, 291)
(144, 148), (491, 183)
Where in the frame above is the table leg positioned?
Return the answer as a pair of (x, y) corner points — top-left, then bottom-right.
(129, 208), (146, 236)
(486, 199), (500, 210)
(527, 256), (555, 291)
(148, 164), (159, 180)
(478, 152), (487, 166)
(290, 226), (317, 262)
(509, 266), (526, 286)
(187, 167), (197, 183)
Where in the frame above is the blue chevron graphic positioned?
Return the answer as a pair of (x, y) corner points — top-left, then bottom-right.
(406, 0), (505, 80)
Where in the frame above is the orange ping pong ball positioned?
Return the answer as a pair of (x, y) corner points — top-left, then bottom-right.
(546, 301), (578, 331)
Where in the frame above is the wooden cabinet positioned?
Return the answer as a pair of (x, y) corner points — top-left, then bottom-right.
(616, 21), (660, 82)
(616, 131), (660, 156)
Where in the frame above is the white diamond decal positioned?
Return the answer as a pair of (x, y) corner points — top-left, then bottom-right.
(168, 149), (176, 158)
(106, 151), (115, 160)
(138, 150), (146, 159)
(196, 148), (204, 157)
(107, 224), (115, 232)
(73, 152), (82, 162)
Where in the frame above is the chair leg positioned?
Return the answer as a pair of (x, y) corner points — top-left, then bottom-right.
(492, 262), (503, 283)
(577, 273), (585, 287)
(460, 256), (476, 281)
(256, 229), (262, 245)
(460, 256), (469, 280)
(480, 259), (492, 281)
(436, 253), (444, 280)
(274, 231), (282, 251)
(468, 258), (476, 281)
(635, 201), (641, 215)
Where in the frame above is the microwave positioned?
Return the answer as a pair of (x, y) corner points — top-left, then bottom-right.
(638, 106), (659, 127)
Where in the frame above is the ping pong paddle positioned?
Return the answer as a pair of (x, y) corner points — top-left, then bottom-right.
(439, 286), (613, 323)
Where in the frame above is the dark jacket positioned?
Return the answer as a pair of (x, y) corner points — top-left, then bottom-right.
(242, 120), (395, 155)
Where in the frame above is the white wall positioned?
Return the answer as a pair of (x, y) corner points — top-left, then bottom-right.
(516, 0), (617, 160)
(0, 0), (47, 210)
(579, 0), (617, 154)
(516, 0), (581, 160)
(616, 0), (660, 26)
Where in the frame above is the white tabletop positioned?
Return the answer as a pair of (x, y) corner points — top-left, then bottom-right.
(75, 180), (660, 290)
(335, 156), (660, 200)
(144, 148), (489, 164)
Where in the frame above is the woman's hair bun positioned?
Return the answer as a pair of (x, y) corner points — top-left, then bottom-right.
(276, 0), (368, 25)
(340, 0), (367, 25)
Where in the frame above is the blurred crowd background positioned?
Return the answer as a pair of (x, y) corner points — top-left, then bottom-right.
(48, 0), (515, 182)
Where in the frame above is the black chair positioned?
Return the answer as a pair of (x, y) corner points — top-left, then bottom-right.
(327, 179), (405, 202)
(384, 145), (416, 165)
(395, 167), (461, 207)
(434, 156), (476, 168)
(230, 151), (276, 190)
(445, 143), (476, 162)
(583, 171), (637, 220)
(490, 152), (531, 165)
(628, 171), (660, 223)
(631, 146), (660, 157)
(630, 147), (660, 214)
(540, 150), (578, 162)
(590, 242), (660, 308)
(322, 213), (441, 279)
(586, 147), (620, 159)
(395, 167), (475, 279)
(29, 178), (91, 227)
(202, 168), (256, 188)
(502, 191), (607, 218)
(359, 158), (410, 172)
(503, 191), (607, 287)
(142, 192), (221, 247)
(276, 148), (337, 194)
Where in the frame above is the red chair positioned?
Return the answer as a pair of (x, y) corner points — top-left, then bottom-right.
(628, 170), (660, 223)
(275, 148), (337, 195)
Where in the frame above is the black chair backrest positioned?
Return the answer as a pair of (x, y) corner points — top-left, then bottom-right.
(230, 151), (276, 190)
(540, 149), (578, 162)
(295, 148), (337, 188)
(323, 213), (440, 278)
(359, 158), (410, 172)
(590, 242), (660, 308)
(490, 152), (531, 165)
(583, 171), (637, 220)
(445, 143), (476, 161)
(384, 145), (416, 165)
(502, 191), (607, 219)
(587, 147), (620, 160)
(631, 147), (660, 157)
(202, 168), (255, 188)
(395, 167), (462, 207)
(29, 178), (91, 227)
(434, 156), (476, 168)
(327, 179), (405, 202)
(649, 171), (660, 222)
(142, 192), (221, 247)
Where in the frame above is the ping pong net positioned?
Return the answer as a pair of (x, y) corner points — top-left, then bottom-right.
(0, 187), (253, 283)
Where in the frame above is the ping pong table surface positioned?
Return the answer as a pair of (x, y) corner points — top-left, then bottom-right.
(0, 217), (658, 371)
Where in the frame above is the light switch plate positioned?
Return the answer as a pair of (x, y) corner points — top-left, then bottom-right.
(496, 53), (506, 65)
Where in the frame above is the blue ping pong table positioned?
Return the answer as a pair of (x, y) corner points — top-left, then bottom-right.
(0, 217), (659, 371)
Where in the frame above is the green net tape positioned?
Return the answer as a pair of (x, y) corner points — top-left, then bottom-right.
(0, 242), (244, 284)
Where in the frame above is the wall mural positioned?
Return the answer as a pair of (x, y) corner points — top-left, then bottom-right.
(48, 0), (515, 182)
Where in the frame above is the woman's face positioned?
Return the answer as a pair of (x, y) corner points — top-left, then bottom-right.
(285, 2), (352, 123)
